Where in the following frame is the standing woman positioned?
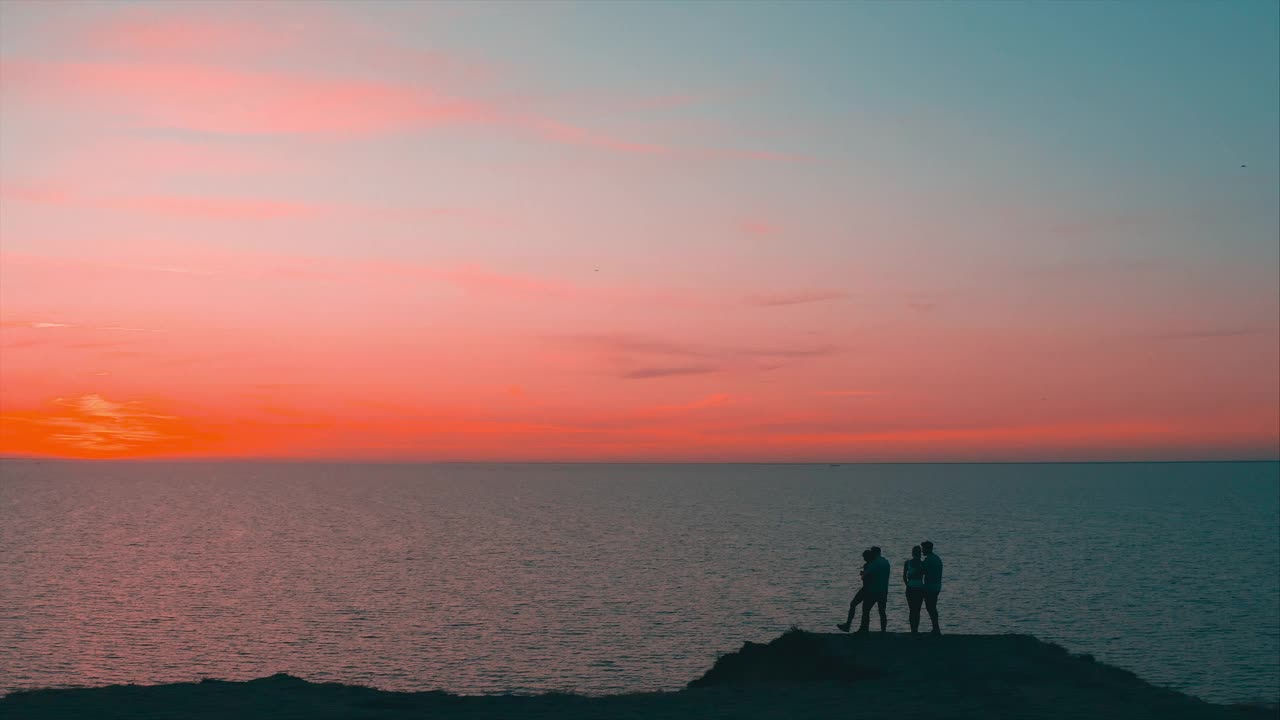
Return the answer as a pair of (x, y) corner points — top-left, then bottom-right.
(903, 545), (926, 634)
(837, 549), (876, 632)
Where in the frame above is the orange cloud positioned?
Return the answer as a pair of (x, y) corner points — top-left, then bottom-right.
(0, 394), (209, 458)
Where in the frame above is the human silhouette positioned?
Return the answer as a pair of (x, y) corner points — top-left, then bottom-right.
(836, 548), (875, 632)
(921, 540), (943, 635)
(903, 545), (926, 633)
(857, 546), (891, 633)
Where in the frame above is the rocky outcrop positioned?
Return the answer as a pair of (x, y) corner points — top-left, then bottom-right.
(3, 631), (1273, 719)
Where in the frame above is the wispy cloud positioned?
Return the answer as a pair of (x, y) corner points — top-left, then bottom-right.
(553, 333), (839, 379)
(741, 220), (781, 237)
(114, 264), (218, 277)
(0, 59), (489, 136)
(1, 320), (77, 329)
(63, 3), (494, 86)
(905, 291), (946, 312)
(2, 182), (323, 220)
(745, 290), (846, 307)
(2, 7), (794, 159)
(650, 393), (732, 412)
(622, 365), (720, 380)
(2, 184), (510, 233)
(0, 57), (679, 156)
(816, 390), (884, 397)
(1043, 215), (1150, 238)
(72, 7), (312, 60)
(1154, 328), (1264, 341)
(1, 316), (162, 334)
(2, 251), (618, 305)
(1020, 258), (1169, 279)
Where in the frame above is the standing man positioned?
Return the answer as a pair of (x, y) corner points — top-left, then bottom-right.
(857, 546), (891, 633)
(921, 540), (943, 636)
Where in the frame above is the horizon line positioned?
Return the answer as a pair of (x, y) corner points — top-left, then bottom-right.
(2, 455), (1277, 466)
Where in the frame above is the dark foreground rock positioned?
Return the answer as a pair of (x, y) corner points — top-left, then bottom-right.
(3, 630), (1273, 719)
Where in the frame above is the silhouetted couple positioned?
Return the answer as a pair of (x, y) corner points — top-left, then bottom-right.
(836, 546), (889, 633)
(903, 542), (942, 635)
(837, 541), (942, 635)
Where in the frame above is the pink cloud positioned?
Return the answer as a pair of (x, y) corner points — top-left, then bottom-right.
(1, 60), (489, 136)
(2, 182), (324, 220)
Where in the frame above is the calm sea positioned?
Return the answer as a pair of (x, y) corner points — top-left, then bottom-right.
(0, 460), (1276, 704)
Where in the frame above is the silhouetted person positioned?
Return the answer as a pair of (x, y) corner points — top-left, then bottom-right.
(921, 540), (943, 635)
(903, 545), (926, 633)
(836, 549), (875, 632)
(857, 546), (891, 633)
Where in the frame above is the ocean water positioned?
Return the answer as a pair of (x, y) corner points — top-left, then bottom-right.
(0, 460), (1276, 704)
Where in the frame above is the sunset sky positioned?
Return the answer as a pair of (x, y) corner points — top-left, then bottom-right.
(1, 1), (1277, 461)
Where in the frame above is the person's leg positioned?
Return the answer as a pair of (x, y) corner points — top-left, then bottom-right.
(925, 591), (940, 634)
(907, 589), (923, 633)
(858, 591), (873, 632)
(877, 593), (887, 632)
(838, 588), (865, 631)
(848, 587), (865, 624)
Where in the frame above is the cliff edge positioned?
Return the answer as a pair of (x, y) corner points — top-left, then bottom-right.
(3, 630), (1273, 719)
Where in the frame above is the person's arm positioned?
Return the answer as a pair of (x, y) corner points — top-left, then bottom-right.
(902, 561), (909, 585)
